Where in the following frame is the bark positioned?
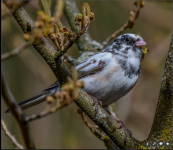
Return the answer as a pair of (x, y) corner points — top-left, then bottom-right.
(146, 34), (173, 149)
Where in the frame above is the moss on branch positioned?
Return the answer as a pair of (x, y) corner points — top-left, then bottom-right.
(75, 90), (146, 149)
(147, 35), (173, 149)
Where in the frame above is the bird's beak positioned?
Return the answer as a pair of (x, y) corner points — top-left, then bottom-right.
(135, 40), (147, 47)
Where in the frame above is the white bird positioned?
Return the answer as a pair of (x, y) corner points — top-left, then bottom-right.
(5, 33), (147, 141)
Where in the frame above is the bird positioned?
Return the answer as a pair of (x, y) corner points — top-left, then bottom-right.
(5, 33), (147, 141)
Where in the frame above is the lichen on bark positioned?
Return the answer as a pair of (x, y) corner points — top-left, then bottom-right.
(146, 34), (173, 149)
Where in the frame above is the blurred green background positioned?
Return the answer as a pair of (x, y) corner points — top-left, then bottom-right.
(1, 0), (172, 149)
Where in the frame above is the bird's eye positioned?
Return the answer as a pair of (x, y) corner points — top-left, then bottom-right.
(126, 38), (130, 42)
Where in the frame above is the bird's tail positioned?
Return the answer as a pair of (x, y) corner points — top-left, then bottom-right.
(5, 81), (61, 115)
(5, 92), (47, 115)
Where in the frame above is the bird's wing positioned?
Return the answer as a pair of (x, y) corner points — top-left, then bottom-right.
(75, 52), (112, 79)
(43, 52), (112, 90)
(42, 81), (60, 92)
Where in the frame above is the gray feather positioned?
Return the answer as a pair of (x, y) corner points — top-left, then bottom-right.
(5, 81), (61, 115)
(5, 92), (47, 115)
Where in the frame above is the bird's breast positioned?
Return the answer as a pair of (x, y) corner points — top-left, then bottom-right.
(80, 64), (139, 106)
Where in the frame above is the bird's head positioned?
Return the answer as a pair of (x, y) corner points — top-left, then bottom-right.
(103, 33), (147, 59)
(117, 33), (147, 48)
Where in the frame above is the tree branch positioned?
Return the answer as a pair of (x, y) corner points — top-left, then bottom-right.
(102, 1), (144, 47)
(3, 0), (70, 85)
(64, 1), (103, 52)
(65, 51), (97, 66)
(56, 32), (85, 59)
(147, 34), (173, 149)
(1, 41), (31, 61)
(1, 0), (28, 20)
(78, 109), (120, 149)
(26, 95), (74, 122)
(78, 109), (105, 140)
(1, 70), (35, 149)
(1, 120), (25, 149)
(74, 90), (146, 149)
(64, 54), (80, 66)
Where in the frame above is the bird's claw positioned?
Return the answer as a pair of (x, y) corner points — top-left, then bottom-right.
(117, 120), (132, 144)
(90, 95), (102, 114)
(107, 111), (132, 146)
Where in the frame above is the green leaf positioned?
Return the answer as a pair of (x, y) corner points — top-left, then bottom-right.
(39, 0), (51, 17)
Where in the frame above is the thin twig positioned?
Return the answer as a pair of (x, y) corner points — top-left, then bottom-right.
(1, 70), (35, 149)
(79, 109), (120, 149)
(79, 109), (106, 140)
(2, 1), (28, 20)
(56, 34), (81, 59)
(54, 2), (93, 58)
(49, 1), (64, 49)
(64, 54), (80, 66)
(50, 0), (64, 33)
(64, 1), (103, 52)
(1, 41), (31, 61)
(102, 1), (144, 47)
(26, 99), (74, 122)
(1, 120), (25, 149)
(52, 0), (64, 24)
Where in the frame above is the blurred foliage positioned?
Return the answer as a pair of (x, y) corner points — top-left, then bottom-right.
(1, 0), (172, 149)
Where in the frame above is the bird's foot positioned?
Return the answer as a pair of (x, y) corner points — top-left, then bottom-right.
(107, 111), (132, 145)
(117, 120), (132, 137)
(90, 95), (102, 114)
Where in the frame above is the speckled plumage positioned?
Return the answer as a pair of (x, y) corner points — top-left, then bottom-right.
(77, 34), (145, 109)
(5, 33), (147, 115)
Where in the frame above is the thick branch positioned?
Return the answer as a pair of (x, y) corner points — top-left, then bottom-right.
(75, 90), (146, 149)
(1, 0), (28, 20)
(3, 0), (70, 85)
(1, 70), (35, 149)
(147, 34), (173, 149)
